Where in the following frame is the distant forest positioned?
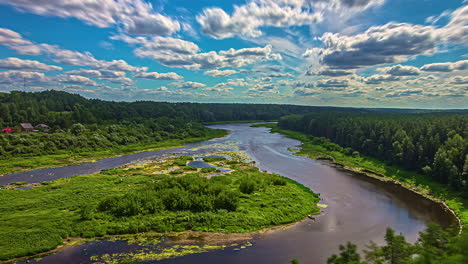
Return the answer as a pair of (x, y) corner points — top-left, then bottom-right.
(279, 113), (468, 196)
(1, 90), (465, 128)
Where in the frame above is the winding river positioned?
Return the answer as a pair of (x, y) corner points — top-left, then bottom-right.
(4, 123), (456, 264)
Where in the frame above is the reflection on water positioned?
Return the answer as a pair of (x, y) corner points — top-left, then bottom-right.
(10, 123), (457, 264)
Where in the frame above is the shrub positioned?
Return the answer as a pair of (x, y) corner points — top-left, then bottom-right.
(239, 178), (257, 194)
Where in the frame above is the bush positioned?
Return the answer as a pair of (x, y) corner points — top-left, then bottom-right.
(239, 178), (257, 194)
(201, 167), (218, 173)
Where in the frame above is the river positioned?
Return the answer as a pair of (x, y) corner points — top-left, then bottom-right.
(5, 123), (455, 264)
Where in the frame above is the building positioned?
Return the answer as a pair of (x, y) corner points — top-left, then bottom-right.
(35, 124), (49, 129)
(2, 127), (13, 133)
(20, 123), (34, 132)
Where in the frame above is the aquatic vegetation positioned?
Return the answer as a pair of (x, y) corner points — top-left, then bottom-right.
(201, 167), (219, 173)
(89, 242), (251, 263)
(203, 157), (227, 162)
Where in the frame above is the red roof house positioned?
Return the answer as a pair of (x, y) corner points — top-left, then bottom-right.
(2, 127), (13, 133)
(20, 123), (34, 132)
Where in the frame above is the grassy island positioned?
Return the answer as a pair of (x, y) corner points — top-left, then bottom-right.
(0, 153), (320, 262)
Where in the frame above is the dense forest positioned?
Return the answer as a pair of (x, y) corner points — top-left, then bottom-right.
(0, 90), (377, 128)
(278, 113), (468, 196)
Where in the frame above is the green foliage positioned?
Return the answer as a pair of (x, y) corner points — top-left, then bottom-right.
(291, 258), (300, 264)
(201, 167), (219, 173)
(203, 157), (227, 162)
(0, 168), (320, 261)
(239, 178), (258, 194)
(329, 225), (468, 264)
(328, 242), (366, 264)
(173, 156), (194, 166)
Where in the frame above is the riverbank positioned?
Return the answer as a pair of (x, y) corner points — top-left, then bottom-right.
(0, 129), (228, 176)
(253, 123), (467, 231)
(0, 152), (320, 262)
(203, 120), (276, 125)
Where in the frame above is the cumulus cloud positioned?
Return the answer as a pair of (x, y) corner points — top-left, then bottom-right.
(134, 71), (183, 80)
(450, 76), (468, 84)
(420, 60), (468, 72)
(378, 65), (420, 76)
(307, 69), (353, 76)
(0, 0), (180, 35)
(114, 34), (282, 70)
(66, 69), (102, 78)
(385, 89), (423, 97)
(294, 87), (317, 96)
(57, 75), (97, 86)
(205, 69), (237, 77)
(169, 81), (206, 89)
(203, 87), (234, 92)
(0, 70), (49, 85)
(0, 28), (146, 73)
(364, 74), (399, 84)
(316, 79), (349, 88)
(197, 1), (322, 39)
(247, 83), (279, 94)
(0, 28), (32, 46)
(0, 57), (62, 71)
(316, 23), (438, 69)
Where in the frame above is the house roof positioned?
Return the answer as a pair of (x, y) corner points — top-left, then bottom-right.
(35, 124), (49, 128)
(20, 123), (34, 129)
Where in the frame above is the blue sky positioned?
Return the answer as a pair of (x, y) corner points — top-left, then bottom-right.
(0, 0), (466, 108)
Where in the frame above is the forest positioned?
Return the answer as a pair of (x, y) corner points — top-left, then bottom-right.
(278, 113), (468, 197)
(0, 90), (377, 128)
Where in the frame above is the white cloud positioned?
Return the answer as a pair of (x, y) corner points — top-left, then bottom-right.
(377, 65), (420, 76)
(134, 71), (183, 80)
(203, 87), (234, 92)
(169, 81), (206, 89)
(114, 34), (282, 70)
(205, 69), (238, 77)
(294, 87), (317, 96)
(364, 74), (399, 84)
(0, 0), (180, 35)
(57, 75), (97, 86)
(316, 23), (438, 69)
(0, 57), (62, 71)
(197, 1), (322, 39)
(420, 60), (468, 72)
(439, 5), (468, 44)
(66, 69), (102, 78)
(450, 76), (468, 85)
(0, 70), (49, 85)
(0, 28), (147, 72)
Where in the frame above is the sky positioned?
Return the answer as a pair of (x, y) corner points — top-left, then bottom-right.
(0, 0), (466, 108)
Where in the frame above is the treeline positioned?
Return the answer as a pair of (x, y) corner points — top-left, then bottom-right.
(327, 224), (468, 264)
(0, 90), (403, 128)
(278, 113), (468, 196)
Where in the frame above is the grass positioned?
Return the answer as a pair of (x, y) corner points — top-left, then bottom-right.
(0, 159), (319, 261)
(253, 123), (468, 229)
(203, 157), (227, 162)
(0, 129), (227, 176)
